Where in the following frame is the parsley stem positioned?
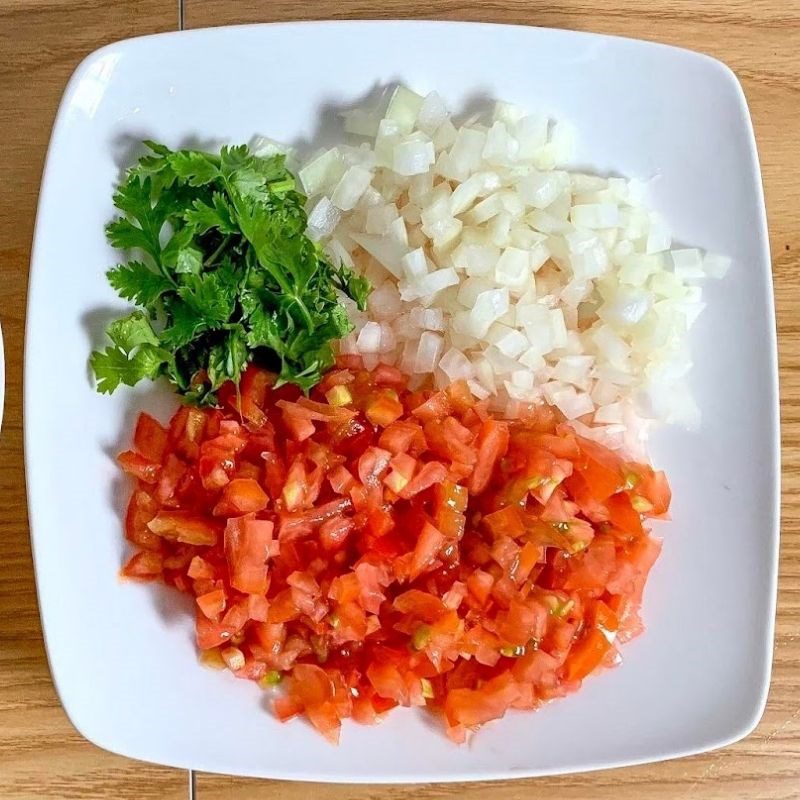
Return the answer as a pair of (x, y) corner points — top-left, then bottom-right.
(289, 294), (314, 329)
(204, 237), (230, 267)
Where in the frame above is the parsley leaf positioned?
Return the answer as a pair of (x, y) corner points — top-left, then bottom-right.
(168, 150), (220, 186)
(106, 311), (160, 352)
(106, 261), (172, 307)
(184, 193), (238, 234)
(90, 141), (371, 404)
(90, 344), (169, 394)
(177, 265), (238, 325)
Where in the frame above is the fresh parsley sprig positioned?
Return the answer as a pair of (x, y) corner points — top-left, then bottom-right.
(90, 141), (369, 404)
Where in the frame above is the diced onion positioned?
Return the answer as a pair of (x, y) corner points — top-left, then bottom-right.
(299, 86), (728, 440)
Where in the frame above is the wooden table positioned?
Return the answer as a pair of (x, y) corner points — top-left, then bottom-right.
(1, 1), (797, 797)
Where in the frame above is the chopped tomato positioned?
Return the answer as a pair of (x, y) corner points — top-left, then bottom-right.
(117, 362), (670, 745)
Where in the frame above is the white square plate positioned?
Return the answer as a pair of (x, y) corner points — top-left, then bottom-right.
(27, 21), (778, 782)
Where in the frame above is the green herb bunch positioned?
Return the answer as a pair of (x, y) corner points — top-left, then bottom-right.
(90, 141), (369, 404)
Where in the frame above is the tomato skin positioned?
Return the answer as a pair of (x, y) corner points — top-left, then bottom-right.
(117, 362), (671, 745)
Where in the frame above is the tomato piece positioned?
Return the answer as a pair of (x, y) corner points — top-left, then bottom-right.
(607, 534), (662, 600)
(147, 511), (219, 546)
(195, 610), (239, 650)
(225, 516), (273, 594)
(213, 478), (268, 516)
(411, 391), (451, 422)
(434, 506), (466, 541)
(198, 449), (234, 491)
(279, 497), (353, 539)
(274, 694), (302, 722)
(468, 420), (509, 494)
(445, 672), (520, 727)
(629, 466), (671, 516)
(563, 627), (612, 682)
(115, 361), (673, 745)
(381, 452), (416, 494)
(283, 413), (315, 442)
(445, 379), (475, 414)
(563, 535), (616, 590)
(197, 588), (226, 620)
(187, 555), (215, 580)
(121, 550), (163, 581)
(281, 458), (308, 512)
(574, 437), (624, 501)
(238, 365), (273, 428)
(399, 461), (448, 499)
(133, 412), (169, 462)
(358, 447), (392, 488)
(372, 364), (406, 388)
(155, 454), (186, 503)
(423, 420), (477, 466)
(497, 599), (548, 646)
(124, 491), (161, 551)
(367, 661), (409, 705)
(433, 480), (468, 513)
(365, 391), (404, 427)
(466, 569), (494, 607)
(606, 493), (644, 537)
(247, 594), (270, 622)
(365, 506), (393, 538)
(482, 506), (525, 539)
(394, 589), (447, 623)
(406, 522), (444, 580)
(378, 420), (424, 455)
(278, 398), (357, 425)
(117, 450), (161, 483)
(319, 515), (355, 551)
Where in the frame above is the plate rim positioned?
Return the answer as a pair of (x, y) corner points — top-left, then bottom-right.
(24, 19), (780, 782)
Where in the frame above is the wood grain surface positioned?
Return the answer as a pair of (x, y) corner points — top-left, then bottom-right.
(0, 2), (187, 798)
(0, 1), (798, 798)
